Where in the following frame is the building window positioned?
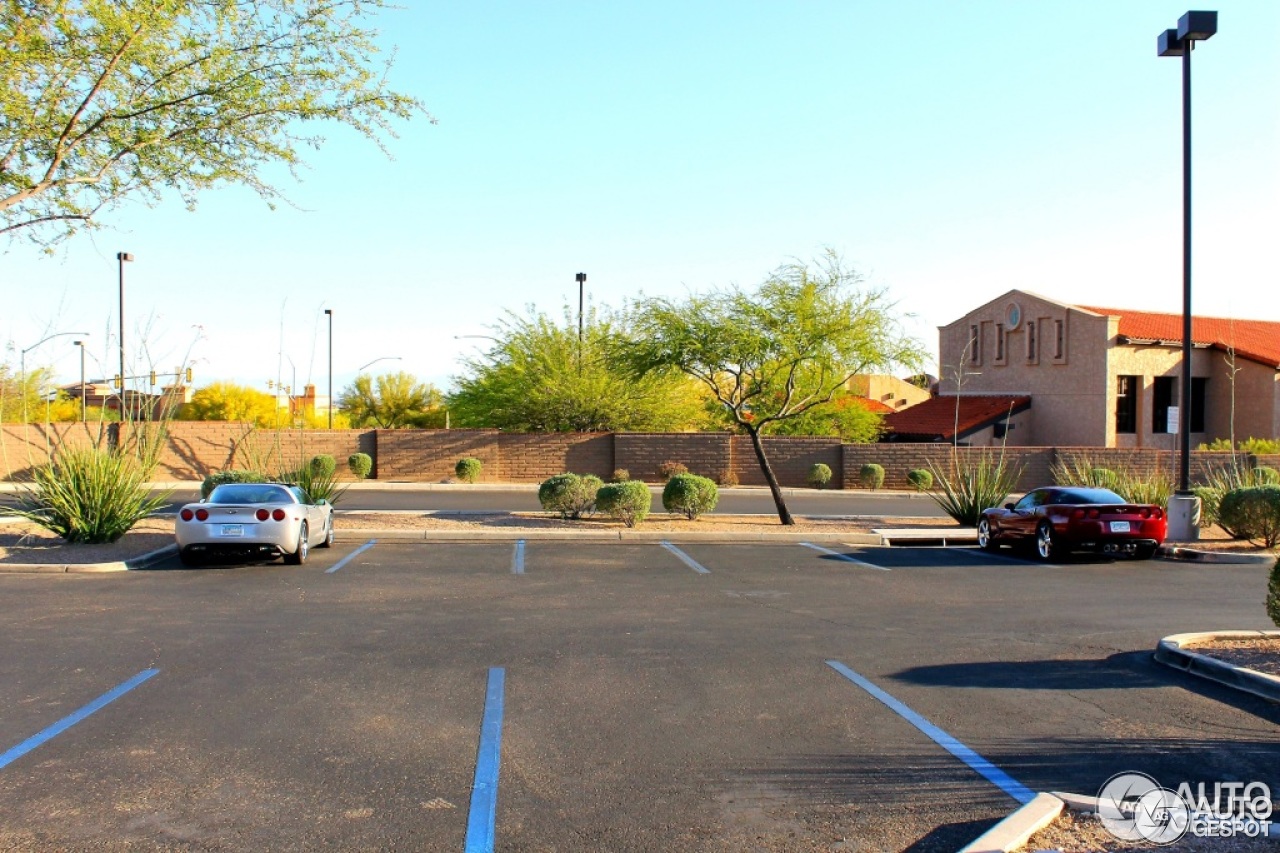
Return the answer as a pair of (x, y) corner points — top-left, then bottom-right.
(1054, 319), (1065, 360)
(969, 325), (980, 364)
(995, 323), (1005, 362)
(1191, 377), (1207, 433)
(1026, 321), (1037, 361)
(1116, 375), (1138, 434)
(1153, 376), (1176, 433)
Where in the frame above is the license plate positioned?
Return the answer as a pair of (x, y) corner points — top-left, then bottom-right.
(220, 524), (244, 537)
(1110, 521), (1131, 533)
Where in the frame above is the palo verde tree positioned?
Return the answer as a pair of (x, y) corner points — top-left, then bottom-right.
(447, 306), (711, 432)
(338, 371), (441, 429)
(1, 0), (430, 245)
(619, 252), (926, 525)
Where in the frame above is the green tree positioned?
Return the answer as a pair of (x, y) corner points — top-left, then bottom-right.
(447, 308), (712, 432)
(338, 371), (441, 428)
(726, 388), (885, 443)
(618, 252), (925, 524)
(1, 0), (430, 245)
(178, 382), (280, 426)
(0, 364), (53, 422)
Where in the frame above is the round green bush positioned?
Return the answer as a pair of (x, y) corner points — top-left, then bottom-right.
(595, 480), (651, 527)
(859, 463), (885, 490)
(309, 454), (337, 477)
(538, 473), (604, 519)
(1218, 485), (1280, 547)
(455, 457), (482, 484)
(906, 468), (933, 491)
(1268, 557), (1280, 629)
(662, 473), (719, 520)
(348, 452), (373, 479)
(807, 463), (833, 490)
(201, 470), (268, 500)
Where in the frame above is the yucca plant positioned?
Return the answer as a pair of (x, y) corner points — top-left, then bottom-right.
(288, 460), (348, 506)
(13, 446), (169, 543)
(927, 452), (1022, 527)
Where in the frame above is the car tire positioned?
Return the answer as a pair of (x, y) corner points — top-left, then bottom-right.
(977, 518), (998, 551)
(318, 515), (334, 548)
(285, 522), (309, 565)
(1035, 522), (1058, 562)
(179, 548), (202, 568)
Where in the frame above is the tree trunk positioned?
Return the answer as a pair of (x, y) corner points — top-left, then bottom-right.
(747, 426), (794, 525)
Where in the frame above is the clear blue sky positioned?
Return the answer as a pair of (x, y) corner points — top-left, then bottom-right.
(4, 1), (1278, 400)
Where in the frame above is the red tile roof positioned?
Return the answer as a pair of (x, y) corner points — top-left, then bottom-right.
(1079, 306), (1280, 368)
(851, 398), (895, 415)
(882, 395), (1030, 441)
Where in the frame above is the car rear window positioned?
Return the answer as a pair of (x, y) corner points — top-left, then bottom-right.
(1059, 488), (1126, 505)
(208, 485), (292, 505)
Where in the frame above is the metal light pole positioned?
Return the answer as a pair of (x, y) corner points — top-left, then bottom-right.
(20, 331), (90, 423)
(576, 272), (587, 376)
(358, 356), (402, 373)
(74, 340), (86, 422)
(324, 309), (334, 429)
(1158, 9), (1217, 541)
(116, 252), (134, 398)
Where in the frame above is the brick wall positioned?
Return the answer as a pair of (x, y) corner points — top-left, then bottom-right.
(615, 433), (733, 481)
(0, 423), (109, 479)
(731, 436), (842, 487)
(375, 429), (501, 482)
(842, 444), (1055, 491)
(496, 433), (613, 482)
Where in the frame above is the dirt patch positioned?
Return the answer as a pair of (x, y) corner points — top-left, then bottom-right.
(1184, 638), (1280, 678)
(0, 518), (175, 565)
(1024, 806), (1274, 852)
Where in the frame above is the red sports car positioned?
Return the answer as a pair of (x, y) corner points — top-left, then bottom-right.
(976, 486), (1167, 561)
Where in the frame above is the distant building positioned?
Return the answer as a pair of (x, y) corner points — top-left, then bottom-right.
(59, 381), (192, 420)
(846, 374), (931, 412)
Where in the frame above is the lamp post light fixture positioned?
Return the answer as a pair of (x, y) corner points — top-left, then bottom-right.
(324, 309), (334, 429)
(20, 331), (90, 423)
(74, 340), (86, 422)
(358, 356), (402, 373)
(1158, 10), (1217, 541)
(575, 272), (587, 375)
(116, 252), (134, 395)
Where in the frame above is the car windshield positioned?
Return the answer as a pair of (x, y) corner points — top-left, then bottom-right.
(207, 485), (295, 505)
(1058, 488), (1126, 505)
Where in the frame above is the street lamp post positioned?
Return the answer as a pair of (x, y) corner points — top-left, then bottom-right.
(1158, 10), (1217, 542)
(20, 331), (90, 423)
(358, 356), (402, 373)
(74, 340), (86, 422)
(324, 309), (334, 429)
(117, 252), (134, 396)
(575, 272), (587, 376)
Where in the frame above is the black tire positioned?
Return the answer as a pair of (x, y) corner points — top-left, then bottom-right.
(1035, 522), (1058, 562)
(317, 515), (334, 548)
(285, 522), (309, 565)
(179, 548), (202, 568)
(976, 517), (998, 551)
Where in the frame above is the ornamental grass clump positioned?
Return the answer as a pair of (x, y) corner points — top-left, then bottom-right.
(1194, 463), (1276, 535)
(596, 480), (651, 527)
(291, 458), (347, 506)
(14, 446), (169, 544)
(662, 473), (719, 520)
(927, 452), (1022, 527)
(538, 473), (603, 519)
(807, 463), (833, 490)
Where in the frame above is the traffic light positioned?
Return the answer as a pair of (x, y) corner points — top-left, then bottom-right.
(112, 375), (121, 388)
(185, 367), (193, 383)
(149, 370), (157, 386)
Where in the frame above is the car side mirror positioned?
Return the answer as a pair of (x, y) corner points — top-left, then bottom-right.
(316, 499), (328, 506)
(1004, 503), (1015, 510)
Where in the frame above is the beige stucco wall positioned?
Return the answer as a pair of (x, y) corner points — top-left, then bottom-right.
(846, 374), (931, 410)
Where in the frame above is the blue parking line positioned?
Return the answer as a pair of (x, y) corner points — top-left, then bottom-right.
(825, 660), (1034, 805)
(464, 667), (506, 853)
(660, 541), (710, 574)
(325, 539), (377, 574)
(0, 669), (160, 771)
(800, 542), (890, 570)
(511, 540), (525, 575)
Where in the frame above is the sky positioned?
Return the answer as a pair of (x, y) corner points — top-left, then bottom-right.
(3, 0), (1278, 402)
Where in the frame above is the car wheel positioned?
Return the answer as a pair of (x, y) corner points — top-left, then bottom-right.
(285, 522), (309, 565)
(179, 548), (202, 568)
(318, 515), (334, 548)
(1035, 522), (1057, 562)
(977, 518), (998, 551)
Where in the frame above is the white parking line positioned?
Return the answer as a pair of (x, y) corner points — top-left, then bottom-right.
(325, 539), (377, 574)
(511, 540), (525, 575)
(660, 541), (710, 574)
(799, 542), (890, 570)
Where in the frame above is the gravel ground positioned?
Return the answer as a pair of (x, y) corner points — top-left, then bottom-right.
(1024, 808), (1275, 852)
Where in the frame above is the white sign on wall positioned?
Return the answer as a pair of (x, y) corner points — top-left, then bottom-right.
(1167, 406), (1180, 434)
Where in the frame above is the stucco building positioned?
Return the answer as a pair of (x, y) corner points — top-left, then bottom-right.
(885, 290), (1280, 447)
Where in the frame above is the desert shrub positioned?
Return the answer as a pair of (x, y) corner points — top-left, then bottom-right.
(1114, 469), (1174, 507)
(1196, 464), (1276, 533)
(927, 453), (1023, 527)
(807, 463), (833, 490)
(291, 460), (347, 505)
(596, 480), (651, 527)
(1218, 486), (1280, 547)
(1198, 437), (1280, 454)
(308, 454), (337, 477)
(13, 446), (170, 543)
(538, 473), (603, 519)
(858, 463), (885, 490)
(201, 469), (268, 500)
(1254, 467), (1280, 486)
(906, 468), (933, 491)
(611, 468), (630, 483)
(348, 452), (373, 479)
(455, 457), (482, 483)
(1052, 454), (1172, 507)
(1052, 455), (1117, 489)
(662, 473), (719, 520)
(1268, 558), (1280, 629)
(657, 460), (688, 481)
(718, 468), (739, 487)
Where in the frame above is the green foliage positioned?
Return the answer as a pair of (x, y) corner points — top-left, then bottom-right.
(611, 468), (630, 483)
(927, 453), (1023, 527)
(1268, 558), (1280, 629)
(1218, 486), (1280, 548)
(180, 383), (282, 427)
(595, 481), (652, 527)
(807, 463), (833, 489)
(1051, 453), (1173, 507)
(756, 390), (885, 443)
(1, 0), (429, 245)
(1254, 467), (1280, 486)
(348, 453), (373, 479)
(662, 473), (719, 520)
(858, 463), (885, 490)
(906, 469), (933, 491)
(290, 460), (347, 506)
(0, 365), (57, 422)
(538, 473), (603, 519)
(12, 446), (169, 543)
(309, 455), (337, 478)
(338, 372), (442, 429)
(657, 461), (688, 481)
(1198, 437), (1280, 454)
(201, 470), (268, 500)
(455, 457), (482, 483)
(1195, 463), (1278, 534)
(447, 307), (712, 432)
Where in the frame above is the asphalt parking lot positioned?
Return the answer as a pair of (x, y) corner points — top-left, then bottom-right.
(1, 541), (1278, 852)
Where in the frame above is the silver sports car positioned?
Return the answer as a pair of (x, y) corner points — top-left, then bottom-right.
(175, 483), (334, 567)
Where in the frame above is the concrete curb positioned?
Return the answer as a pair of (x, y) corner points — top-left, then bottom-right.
(0, 543), (178, 574)
(958, 792), (1064, 853)
(1154, 630), (1280, 703)
(1157, 545), (1275, 565)
(339, 529), (886, 545)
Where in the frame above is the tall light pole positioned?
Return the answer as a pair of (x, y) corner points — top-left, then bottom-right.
(324, 309), (334, 429)
(20, 331), (89, 423)
(1158, 10), (1216, 541)
(74, 340), (86, 422)
(576, 272), (587, 376)
(117, 252), (134, 397)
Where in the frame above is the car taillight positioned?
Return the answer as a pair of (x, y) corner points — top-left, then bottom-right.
(1153, 507), (1164, 519)
(1088, 509), (1100, 519)
(180, 509), (194, 521)
(195, 508), (209, 521)
(256, 508), (270, 521)
(272, 508), (286, 521)
(1072, 509), (1085, 519)
(1140, 508), (1151, 518)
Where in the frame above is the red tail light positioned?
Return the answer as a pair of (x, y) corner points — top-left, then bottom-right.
(180, 509), (194, 521)
(1140, 508), (1151, 518)
(1072, 509), (1085, 519)
(1088, 509), (1100, 519)
(1153, 507), (1164, 519)
(256, 508), (270, 521)
(195, 508), (209, 521)
(272, 508), (286, 521)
